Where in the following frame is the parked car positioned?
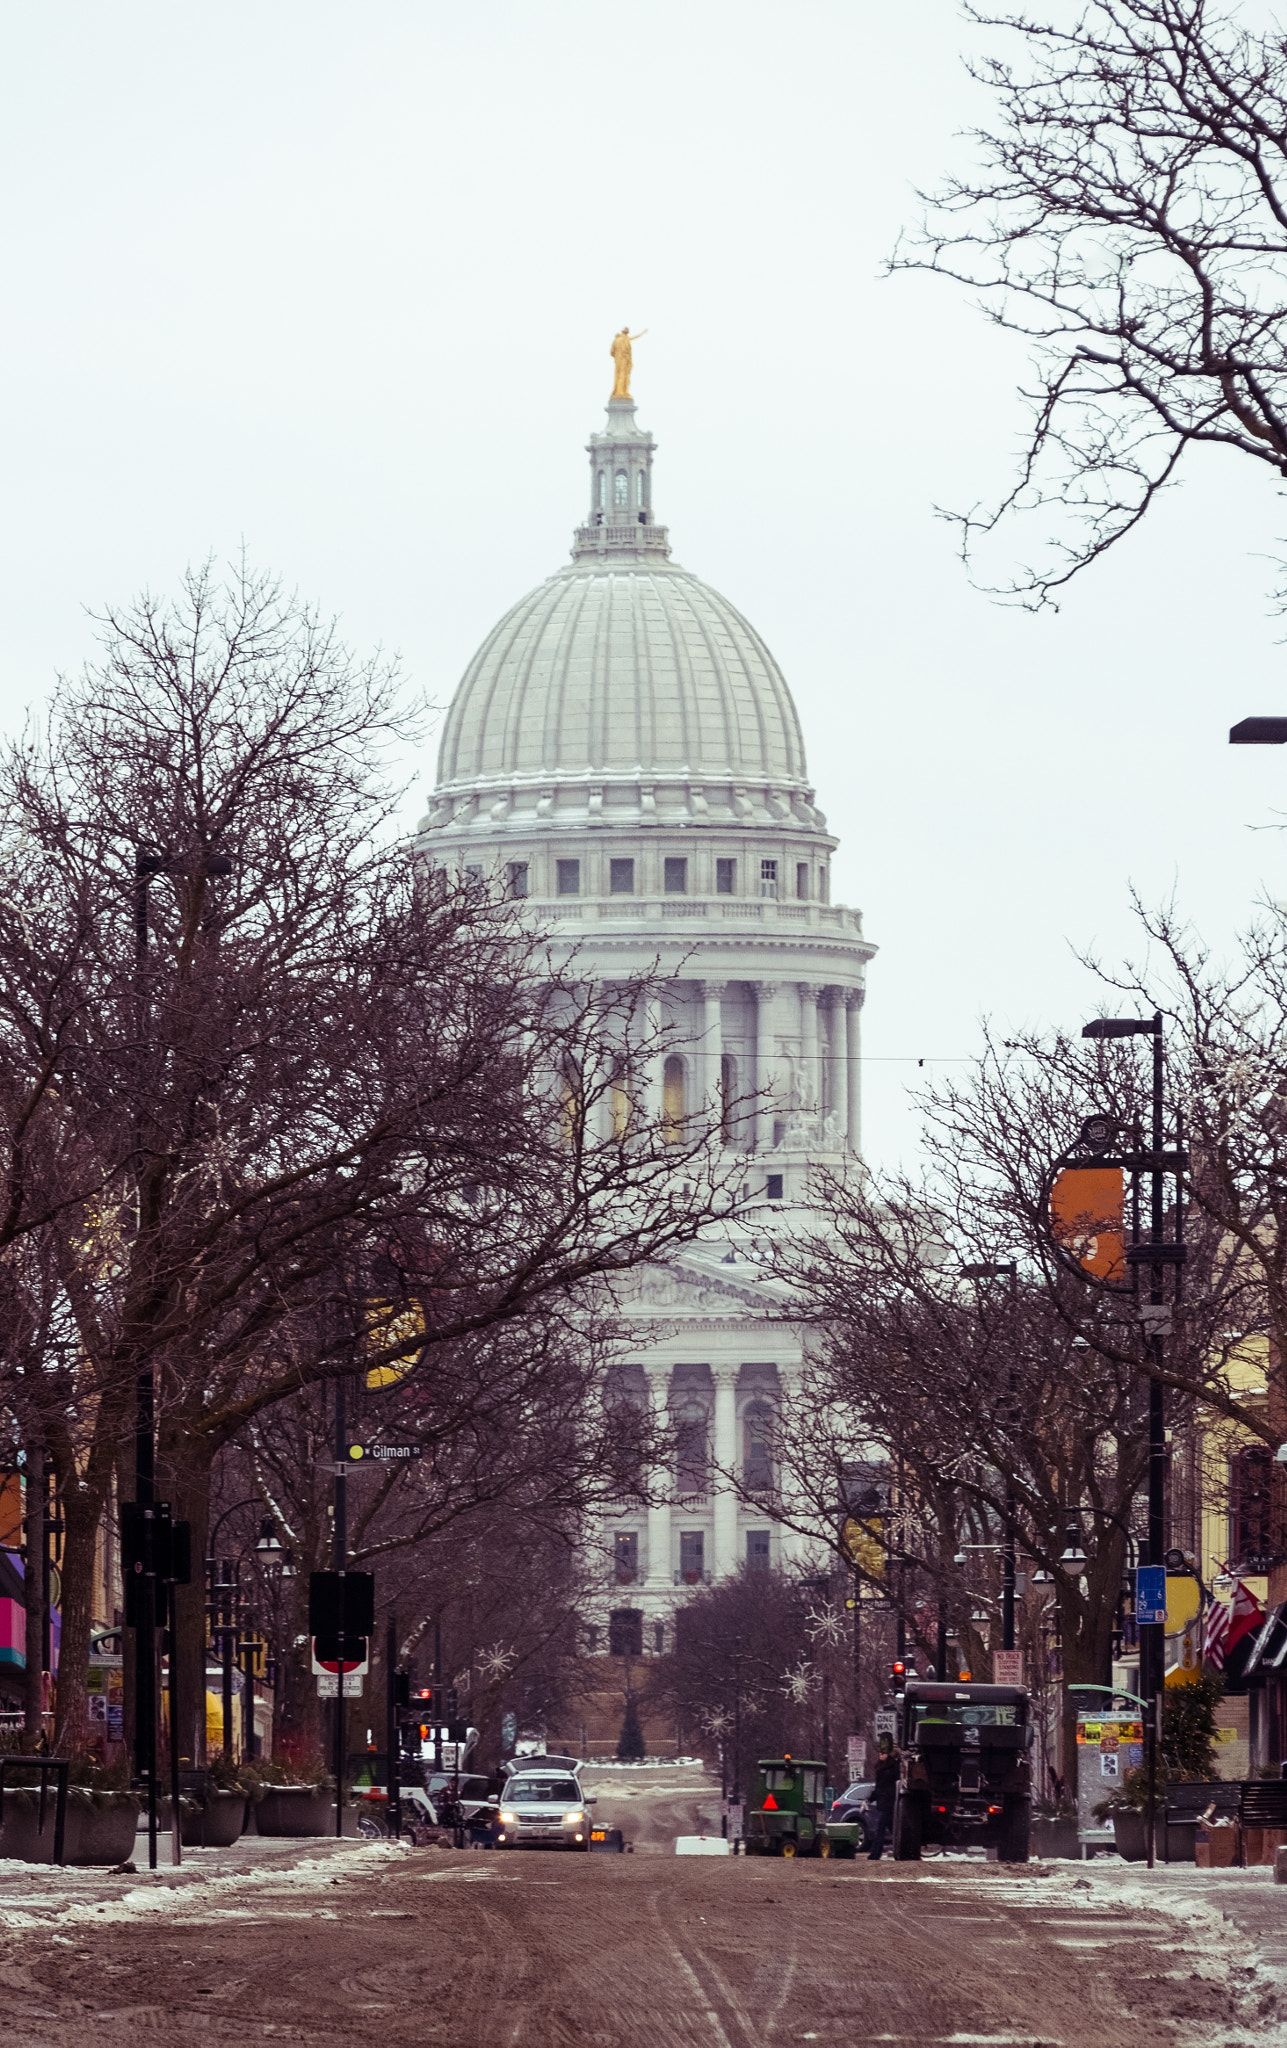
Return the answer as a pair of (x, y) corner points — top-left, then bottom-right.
(494, 1770), (594, 1850)
(825, 1780), (877, 1856)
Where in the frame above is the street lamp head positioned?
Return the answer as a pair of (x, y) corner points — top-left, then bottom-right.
(1059, 1538), (1088, 1576)
(1030, 1566), (1053, 1585)
(1275, 1443), (1287, 1466)
(1230, 717), (1287, 745)
(1082, 1018), (1156, 1040)
(255, 1517), (283, 1557)
(953, 1550), (968, 1567)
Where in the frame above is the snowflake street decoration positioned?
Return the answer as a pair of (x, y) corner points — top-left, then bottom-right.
(805, 1603), (845, 1649)
(478, 1643), (516, 1685)
(780, 1660), (816, 1704)
(701, 1706), (731, 1739)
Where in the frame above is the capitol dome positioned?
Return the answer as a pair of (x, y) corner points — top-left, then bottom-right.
(437, 560), (808, 792)
(426, 394), (825, 836)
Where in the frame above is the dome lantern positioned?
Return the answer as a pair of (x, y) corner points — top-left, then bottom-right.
(574, 397), (671, 563)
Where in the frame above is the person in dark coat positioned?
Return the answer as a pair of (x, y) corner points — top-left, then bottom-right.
(868, 1734), (899, 1860)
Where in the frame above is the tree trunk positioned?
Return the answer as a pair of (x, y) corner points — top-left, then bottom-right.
(54, 1473), (109, 1754)
(158, 1421), (214, 1771)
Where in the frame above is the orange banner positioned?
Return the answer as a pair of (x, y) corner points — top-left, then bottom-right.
(1050, 1166), (1125, 1283)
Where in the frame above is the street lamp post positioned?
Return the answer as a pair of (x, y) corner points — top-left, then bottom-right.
(962, 1261), (1019, 1655)
(1081, 1012), (1179, 1870)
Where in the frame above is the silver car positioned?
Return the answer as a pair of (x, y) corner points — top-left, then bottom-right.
(495, 1771), (593, 1850)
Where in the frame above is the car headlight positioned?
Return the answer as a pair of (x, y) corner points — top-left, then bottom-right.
(499, 1809), (518, 1826)
(563, 1809), (585, 1826)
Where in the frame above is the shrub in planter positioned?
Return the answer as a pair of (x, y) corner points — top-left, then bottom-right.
(182, 1789), (248, 1848)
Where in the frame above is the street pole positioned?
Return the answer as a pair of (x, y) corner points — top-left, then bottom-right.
(386, 1610), (401, 1841)
(1003, 1265), (1018, 1655)
(334, 1373), (348, 1840)
(1144, 1014), (1166, 1872)
(433, 1615), (443, 1776)
(132, 852), (164, 1871)
(167, 1579), (182, 1867)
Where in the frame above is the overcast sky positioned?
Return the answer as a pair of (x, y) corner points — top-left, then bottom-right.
(4, 1), (1285, 1172)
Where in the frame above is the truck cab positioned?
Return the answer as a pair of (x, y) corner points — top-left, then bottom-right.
(893, 1681), (1031, 1863)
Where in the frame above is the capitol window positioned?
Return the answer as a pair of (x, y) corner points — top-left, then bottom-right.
(743, 1402), (776, 1492)
(614, 470), (629, 509)
(796, 862), (809, 900)
(507, 861), (529, 899)
(610, 857), (635, 895)
(662, 1054), (686, 1142)
(556, 858), (581, 896)
(759, 858), (778, 899)
(716, 857), (736, 895)
(637, 471), (647, 507)
(663, 856), (687, 894)
(596, 469), (606, 509)
(674, 1397), (710, 1497)
(819, 863), (829, 904)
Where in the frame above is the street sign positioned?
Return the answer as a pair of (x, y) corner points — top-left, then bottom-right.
(311, 1635), (369, 1678)
(1136, 1564), (1167, 1625)
(874, 1709), (897, 1739)
(344, 1442), (425, 1464)
(992, 1650), (1025, 1686)
(846, 1735), (867, 1777)
(316, 1672), (364, 1700)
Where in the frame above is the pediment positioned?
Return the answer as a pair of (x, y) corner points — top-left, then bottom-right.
(611, 1255), (774, 1318)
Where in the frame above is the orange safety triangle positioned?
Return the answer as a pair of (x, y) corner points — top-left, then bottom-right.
(762, 1792), (778, 1811)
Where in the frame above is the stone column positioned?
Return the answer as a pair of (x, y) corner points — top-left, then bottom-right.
(830, 987), (849, 1152)
(700, 980), (725, 1128)
(712, 1364), (740, 1579)
(846, 992), (863, 1156)
(645, 1364), (673, 1591)
(798, 982), (819, 1113)
(753, 981), (777, 1154)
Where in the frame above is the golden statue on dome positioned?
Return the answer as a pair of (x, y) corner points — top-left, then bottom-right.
(610, 326), (647, 400)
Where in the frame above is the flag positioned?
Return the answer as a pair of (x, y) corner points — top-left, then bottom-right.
(1203, 1578), (1263, 1671)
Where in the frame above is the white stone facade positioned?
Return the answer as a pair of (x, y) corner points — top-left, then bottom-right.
(417, 393), (874, 1653)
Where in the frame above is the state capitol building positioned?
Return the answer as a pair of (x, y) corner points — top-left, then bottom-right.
(418, 363), (873, 1659)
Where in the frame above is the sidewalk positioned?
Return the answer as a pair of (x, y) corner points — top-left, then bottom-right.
(0, 1832), (390, 1926)
(1127, 1864), (1287, 1977)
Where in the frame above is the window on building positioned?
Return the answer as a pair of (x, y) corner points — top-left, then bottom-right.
(759, 858), (778, 899)
(819, 863), (829, 904)
(614, 470), (629, 509)
(679, 1530), (705, 1585)
(766, 1173), (784, 1201)
(674, 1397), (709, 1497)
(719, 1054), (738, 1144)
(716, 857), (736, 895)
(653, 1620), (665, 1654)
(597, 469), (606, 509)
(796, 862), (809, 900)
(507, 861), (529, 900)
(556, 858), (581, 897)
(746, 1529), (771, 1572)
(743, 1400), (776, 1492)
(1231, 1445), (1273, 1566)
(464, 862), (483, 885)
(664, 856), (688, 894)
(637, 471), (647, 507)
(610, 856), (635, 895)
(614, 1531), (640, 1585)
(662, 1054), (686, 1143)
(609, 1608), (643, 1658)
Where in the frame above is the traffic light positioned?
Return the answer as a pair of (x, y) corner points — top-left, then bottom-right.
(890, 1659), (906, 1681)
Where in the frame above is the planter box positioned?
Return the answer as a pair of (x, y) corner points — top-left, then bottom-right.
(255, 1785), (333, 1837)
(1032, 1817), (1080, 1860)
(0, 1789), (140, 1866)
(1112, 1811), (1149, 1862)
(182, 1789), (247, 1848)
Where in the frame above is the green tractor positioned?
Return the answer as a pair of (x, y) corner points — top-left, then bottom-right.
(744, 1757), (833, 1859)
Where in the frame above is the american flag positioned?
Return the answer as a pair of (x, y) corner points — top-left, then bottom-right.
(1203, 1577), (1264, 1670)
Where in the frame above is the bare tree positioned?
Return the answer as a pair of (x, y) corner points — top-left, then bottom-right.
(896, 0), (1287, 604)
(0, 561), (737, 1749)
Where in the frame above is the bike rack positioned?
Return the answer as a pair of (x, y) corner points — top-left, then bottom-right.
(0, 1756), (69, 1865)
